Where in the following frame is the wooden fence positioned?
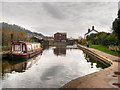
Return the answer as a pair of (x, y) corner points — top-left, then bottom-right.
(109, 45), (120, 51)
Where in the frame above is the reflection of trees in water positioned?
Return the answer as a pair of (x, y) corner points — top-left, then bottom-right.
(2, 59), (28, 76)
(54, 46), (66, 56)
(42, 45), (49, 50)
(2, 60), (12, 76)
(2, 53), (42, 76)
(84, 53), (109, 69)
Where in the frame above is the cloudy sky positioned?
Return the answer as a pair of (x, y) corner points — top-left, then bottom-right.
(1, 1), (119, 38)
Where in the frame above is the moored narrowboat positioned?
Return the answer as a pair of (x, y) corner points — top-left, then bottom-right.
(9, 41), (43, 60)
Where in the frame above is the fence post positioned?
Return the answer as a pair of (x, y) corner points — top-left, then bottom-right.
(2, 32), (4, 46)
(11, 33), (13, 48)
(18, 36), (20, 42)
(11, 33), (13, 42)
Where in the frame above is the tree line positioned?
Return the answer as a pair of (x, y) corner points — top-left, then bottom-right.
(1, 22), (47, 51)
(2, 22), (33, 35)
(86, 9), (120, 46)
(86, 32), (119, 46)
(1, 23), (29, 51)
(2, 27), (27, 46)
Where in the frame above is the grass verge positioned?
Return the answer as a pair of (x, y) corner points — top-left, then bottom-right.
(82, 44), (120, 57)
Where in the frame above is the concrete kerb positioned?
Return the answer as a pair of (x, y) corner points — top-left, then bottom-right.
(77, 44), (113, 65)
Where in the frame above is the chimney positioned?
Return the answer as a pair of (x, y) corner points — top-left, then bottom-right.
(92, 26), (94, 30)
(88, 29), (90, 33)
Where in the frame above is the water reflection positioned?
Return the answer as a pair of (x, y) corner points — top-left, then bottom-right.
(2, 46), (110, 88)
(2, 52), (42, 76)
(53, 46), (66, 56)
(84, 53), (110, 69)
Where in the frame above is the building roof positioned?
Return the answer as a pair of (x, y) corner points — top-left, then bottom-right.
(84, 29), (98, 39)
(54, 32), (66, 35)
(84, 29), (98, 36)
(61, 33), (66, 35)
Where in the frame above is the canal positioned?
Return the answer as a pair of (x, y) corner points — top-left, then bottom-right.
(2, 46), (109, 88)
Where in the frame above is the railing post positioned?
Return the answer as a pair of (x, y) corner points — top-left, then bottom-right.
(2, 32), (4, 46)
(11, 33), (13, 48)
(11, 33), (13, 42)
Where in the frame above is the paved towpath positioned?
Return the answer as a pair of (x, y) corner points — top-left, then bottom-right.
(81, 45), (120, 62)
(62, 45), (120, 88)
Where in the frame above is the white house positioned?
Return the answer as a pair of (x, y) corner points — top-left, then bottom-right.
(84, 26), (98, 39)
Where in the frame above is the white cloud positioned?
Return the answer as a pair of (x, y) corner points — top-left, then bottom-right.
(1, 0), (120, 2)
(2, 2), (118, 38)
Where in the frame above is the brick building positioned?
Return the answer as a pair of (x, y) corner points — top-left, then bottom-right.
(54, 32), (67, 42)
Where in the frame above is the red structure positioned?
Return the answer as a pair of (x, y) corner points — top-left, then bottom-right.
(54, 32), (67, 42)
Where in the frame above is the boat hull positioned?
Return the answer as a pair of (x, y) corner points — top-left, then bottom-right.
(9, 49), (42, 60)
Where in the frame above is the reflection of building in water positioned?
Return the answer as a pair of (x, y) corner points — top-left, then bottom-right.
(54, 47), (66, 56)
(2, 53), (42, 76)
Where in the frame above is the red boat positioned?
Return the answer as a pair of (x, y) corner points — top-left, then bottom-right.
(9, 41), (43, 60)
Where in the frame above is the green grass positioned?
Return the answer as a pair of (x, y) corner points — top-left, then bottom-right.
(83, 43), (120, 57)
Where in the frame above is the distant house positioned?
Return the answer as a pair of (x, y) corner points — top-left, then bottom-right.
(84, 26), (98, 39)
(44, 36), (54, 41)
(54, 32), (67, 42)
(33, 34), (44, 40)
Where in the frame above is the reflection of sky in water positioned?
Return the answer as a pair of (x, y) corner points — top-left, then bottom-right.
(2, 47), (104, 88)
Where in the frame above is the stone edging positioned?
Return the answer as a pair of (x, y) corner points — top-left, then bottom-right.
(78, 45), (113, 65)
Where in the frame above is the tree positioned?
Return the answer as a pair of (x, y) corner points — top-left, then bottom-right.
(112, 9), (120, 42)
(118, 9), (120, 18)
(81, 38), (86, 45)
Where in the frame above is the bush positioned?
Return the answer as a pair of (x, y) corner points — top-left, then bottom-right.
(86, 32), (119, 46)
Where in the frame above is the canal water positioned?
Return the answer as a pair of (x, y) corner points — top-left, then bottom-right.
(2, 46), (109, 88)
